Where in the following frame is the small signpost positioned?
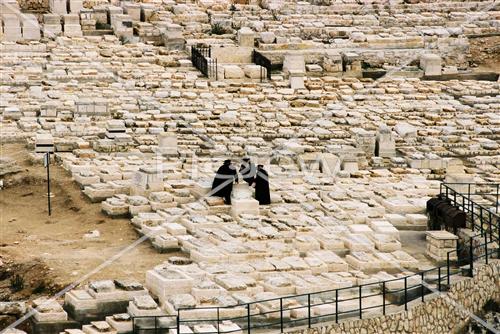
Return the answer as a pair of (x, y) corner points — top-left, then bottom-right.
(36, 133), (55, 216)
(44, 152), (51, 216)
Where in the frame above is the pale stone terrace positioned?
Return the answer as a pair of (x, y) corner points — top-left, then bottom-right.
(0, 0), (499, 332)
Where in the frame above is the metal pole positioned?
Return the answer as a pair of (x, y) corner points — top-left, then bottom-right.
(484, 233), (488, 264)
(421, 272), (424, 302)
(496, 184), (499, 213)
(404, 277), (408, 311)
(469, 240), (474, 277)
(176, 314), (180, 334)
(247, 305), (251, 334)
(217, 307), (220, 334)
(154, 316), (157, 331)
(46, 153), (51, 216)
(438, 267), (441, 292)
(480, 207), (483, 236)
(447, 253), (450, 287)
(359, 286), (362, 320)
(307, 294), (311, 328)
(280, 298), (283, 332)
(335, 290), (338, 323)
(488, 211), (493, 242)
(382, 281), (386, 315)
(467, 183), (470, 203)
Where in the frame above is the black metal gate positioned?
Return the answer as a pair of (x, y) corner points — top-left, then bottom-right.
(191, 45), (218, 80)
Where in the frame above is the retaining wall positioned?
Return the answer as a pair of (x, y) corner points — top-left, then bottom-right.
(286, 260), (500, 334)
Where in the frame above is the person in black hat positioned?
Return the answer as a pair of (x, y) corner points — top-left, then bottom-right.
(239, 157), (256, 186)
(211, 159), (238, 204)
(254, 165), (271, 205)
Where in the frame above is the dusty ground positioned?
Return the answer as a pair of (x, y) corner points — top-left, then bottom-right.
(0, 143), (174, 302)
(468, 35), (500, 72)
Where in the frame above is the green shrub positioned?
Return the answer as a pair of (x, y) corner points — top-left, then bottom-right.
(211, 23), (227, 35)
(10, 274), (24, 292)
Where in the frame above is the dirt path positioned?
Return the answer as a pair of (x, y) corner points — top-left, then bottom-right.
(0, 143), (174, 302)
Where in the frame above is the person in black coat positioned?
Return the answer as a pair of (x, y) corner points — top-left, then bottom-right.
(239, 158), (256, 186)
(211, 160), (238, 204)
(254, 165), (271, 205)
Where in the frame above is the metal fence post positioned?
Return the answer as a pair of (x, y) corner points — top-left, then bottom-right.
(217, 307), (220, 334)
(382, 281), (386, 315)
(469, 240), (474, 277)
(480, 207), (484, 236)
(485, 236), (488, 265)
(280, 298), (284, 332)
(495, 184), (499, 213)
(421, 272), (424, 302)
(438, 267), (441, 292)
(404, 277), (408, 311)
(471, 203), (474, 229)
(359, 286), (362, 320)
(488, 211), (493, 241)
(176, 314), (180, 334)
(154, 316), (157, 332)
(247, 304), (251, 334)
(466, 184), (470, 212)
(447, 252), (450, 287)
(335, 289), (338, 323)
(307, 294), (311, 328)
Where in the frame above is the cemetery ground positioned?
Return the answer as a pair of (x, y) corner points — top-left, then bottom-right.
(0, 143), (175, 302)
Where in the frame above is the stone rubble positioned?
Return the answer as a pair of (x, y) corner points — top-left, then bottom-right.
(1, 0), (499, 332)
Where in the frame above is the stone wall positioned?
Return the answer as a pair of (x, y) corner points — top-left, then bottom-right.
(287, 261), (500, 334)
(18, 0), (49, 12)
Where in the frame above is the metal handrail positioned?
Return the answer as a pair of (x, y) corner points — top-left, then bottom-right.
(133, 183), (500, 334)
(191, 45), (218, 80)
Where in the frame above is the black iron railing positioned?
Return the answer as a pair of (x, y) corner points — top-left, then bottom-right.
(252, 50), (282, 82)
(133, 183), (499, 334)
(132, 315), (177, 333)
(191, 45), (218, 80)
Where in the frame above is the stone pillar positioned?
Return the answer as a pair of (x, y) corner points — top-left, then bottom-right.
(444, 159), (474, 194)
(21, 14), (41, 40)
(112, 14), (133, 39)
(162, 24), (185, 51)
(341, 52), (362, 77)
(283, 53), (305, 75)
(342, 156), (358, 173)
(123, 3), (141, 21)
(49, 0), (67, 14)
(63, 14), (82, 37)
(289, 70), (305, 89)
(68, 0), (83, 13)
(420, 54), (442, 76)
(353, 128), (376, 157)
(230, 183), (259, 218)
(376, 125), (396, 157)
(156, 133), (178, 156)
(2, 14), (22, 41)
(318, 153), (340, 176)
(131, 167), (164, 196)
(237, 27), (255, 47)
(43, 14), (62, 37)
(323, 50), (342, 74)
